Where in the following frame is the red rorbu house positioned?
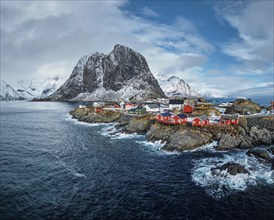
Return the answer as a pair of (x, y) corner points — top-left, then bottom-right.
(172, 114), (188, 124)
(125, 103), (136, 109)
(183, 104), (194, 113)
(192, 115), (209, 127)
(95, 107), (103, 113)
(220, 114), (239, 125)
(156, 112), (172, 122)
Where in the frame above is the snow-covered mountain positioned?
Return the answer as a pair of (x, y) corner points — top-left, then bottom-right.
(0, 80), (22, 101)
(0, 77), (64, 101)
(48, 44), (166, 101)
(16, 76), (64, 99)
(158, 76), (201, 98)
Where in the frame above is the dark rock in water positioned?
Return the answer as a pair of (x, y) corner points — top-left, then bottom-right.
(48, 44), (166, 101)
(268, 147), (274, 155)
(246, 148), (271, 161)
(271, 159), (274, 170)
(218, 162), (250, 175)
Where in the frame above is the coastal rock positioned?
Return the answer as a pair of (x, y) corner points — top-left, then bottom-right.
(70, 107), (121, 123)
(268, 147), (274, 155)
(246, 148), (271, 161)
(216, 134), (252, 150)
(226, 99), (261, 115)
(162, 129), (213, 151)
(125, 115), (154, 134)
(146, 123), (178, 142)
(249, 126), (272, 145)
(212, 162), (250, 175)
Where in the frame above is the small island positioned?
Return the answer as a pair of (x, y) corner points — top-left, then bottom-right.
(70, 98), (274, 170)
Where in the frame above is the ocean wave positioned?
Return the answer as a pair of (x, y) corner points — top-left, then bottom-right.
(136, 140), (179, 155)
(188, 141), (219, 153)
(191, 151), (274, 199)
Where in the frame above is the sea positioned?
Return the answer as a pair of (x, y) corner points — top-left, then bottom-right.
(1, 101), (273, 220)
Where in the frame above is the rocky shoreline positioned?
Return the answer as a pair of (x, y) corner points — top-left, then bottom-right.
(70, 106), (274, 169)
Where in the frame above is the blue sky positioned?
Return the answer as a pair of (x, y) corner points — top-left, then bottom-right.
(1, 0), (273, 98)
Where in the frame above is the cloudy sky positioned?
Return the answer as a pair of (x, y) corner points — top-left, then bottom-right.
(1, 0), (273, 98)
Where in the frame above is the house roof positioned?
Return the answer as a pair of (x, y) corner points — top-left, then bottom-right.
(145, 103), (159, 108)
(220, 114), (239, 120)
(184, 103), (194, 107)
(196, 115), (208, 121)
(169, 99), (184, 104)
(176, 114), (188, 119)
(161, 112), (172, 117)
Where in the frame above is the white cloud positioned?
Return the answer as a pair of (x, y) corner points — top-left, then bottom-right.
(141, 6), (159, 17)
(215, 1), (274, 73)
(1, 0), (213, 86)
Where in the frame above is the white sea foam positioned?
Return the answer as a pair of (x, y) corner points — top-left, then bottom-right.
(73, 172), (87, 178)
(136, 140), (179, 155)
(110, 132), (143, 140)
(191, 151), (274, 199)
(100, 123), (119, 137)
(188, 141), (219, 153)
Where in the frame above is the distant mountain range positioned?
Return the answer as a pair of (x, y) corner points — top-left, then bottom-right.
(0, 77), (64, 101)
(1, 44), (204, 101)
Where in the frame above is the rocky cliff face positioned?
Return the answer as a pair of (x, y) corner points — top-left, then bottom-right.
(49, 44), (166, 101)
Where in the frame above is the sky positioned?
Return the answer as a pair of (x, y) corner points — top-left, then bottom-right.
(1, 0), (273, 98)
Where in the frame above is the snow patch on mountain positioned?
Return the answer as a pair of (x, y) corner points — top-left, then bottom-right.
(158, 76), (201, 98)
(16, 76), (65, 99)
(0, 80), (22, 100)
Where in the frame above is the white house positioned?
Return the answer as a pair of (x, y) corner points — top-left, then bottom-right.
(144, 103), (160, 112)
(169, 99), (184, 110)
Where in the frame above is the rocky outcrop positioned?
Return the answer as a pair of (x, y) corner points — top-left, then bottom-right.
(211, 162), (250, 176)
(147, 123), (213, 151)
(246, 148), (272, 161)
(163, 129), (213, 151)
(124, 115), (154, 134)
(226, 99), (261, 115)
(49, 44), (166, 101)
(70, 107), (121, 123)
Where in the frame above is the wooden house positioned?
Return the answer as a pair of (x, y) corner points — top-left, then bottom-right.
(144, 103), (160, 112)
(192, 115), (209, 126)
(128, 106), (146, 115)
(183, 104), (194, 113)
(125, 103), (136, 109)
(156, 112), (172, 122)
(172, 114), (188, 124)
(220, 114), (239, 125)
(95, 107), (103, 113)
(169, 99), (184, 110)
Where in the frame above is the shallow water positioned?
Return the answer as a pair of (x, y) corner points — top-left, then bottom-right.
(1, 101), (274, 219)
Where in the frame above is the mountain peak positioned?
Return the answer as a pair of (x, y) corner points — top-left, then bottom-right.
(158, 75), (200, 98)
(48, 45), (166, 101)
